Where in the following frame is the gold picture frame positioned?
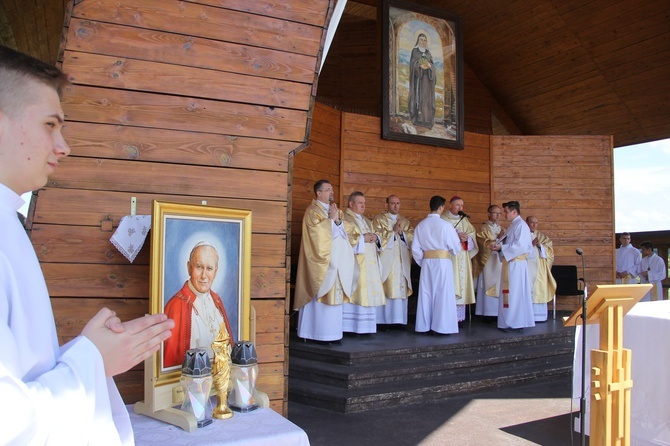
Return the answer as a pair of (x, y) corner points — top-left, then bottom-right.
(150, 200), (251, 385)
(135, 201), (252, 430)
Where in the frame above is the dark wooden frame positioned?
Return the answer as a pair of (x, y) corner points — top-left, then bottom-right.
(382, 0), (464, 149)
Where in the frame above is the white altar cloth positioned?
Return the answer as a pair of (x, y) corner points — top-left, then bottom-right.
(128, 406), (310, 446)
(572, 300), (670, 445)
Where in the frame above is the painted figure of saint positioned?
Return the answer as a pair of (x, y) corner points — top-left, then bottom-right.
(408, 33), (437, 128)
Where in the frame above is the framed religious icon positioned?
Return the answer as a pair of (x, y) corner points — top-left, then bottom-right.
(148, 200), (252, 387)
(382, 0), (464, 149)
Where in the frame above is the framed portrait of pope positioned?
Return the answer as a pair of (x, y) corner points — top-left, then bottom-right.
(148, 201), (252, 386)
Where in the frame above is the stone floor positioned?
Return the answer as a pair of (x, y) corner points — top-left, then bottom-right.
(288, 374), (584, 445)
(287, 312), (587, 445)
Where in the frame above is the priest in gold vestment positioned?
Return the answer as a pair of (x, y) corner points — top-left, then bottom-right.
(441, 196), (478, 322)
(294, 180), (358, 342)
(372, 195), (414, 327)
(525, 216), (557, 322)
(473, 205), (505, 319)
(343, 191), (386, 334)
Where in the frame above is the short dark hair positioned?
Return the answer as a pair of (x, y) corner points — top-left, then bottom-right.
(430, 195), (446, 212)
(0, 46), (69, 115)
(348, 191), (364, 204)
(503, 200), (521, 214)
(313, 179), (331, 196)
(640, 241), (653, 250)
(621, 232), (631, 237)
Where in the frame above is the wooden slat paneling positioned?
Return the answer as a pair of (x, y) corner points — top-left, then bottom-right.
(33, 189), (287, 234)
(63, 51), (312, 112)
(62, 85), (308, 143)
(49, 158), (288, 201)
(340, 111), (492, 227)
(189, 0), (331, 27)
(75, 0), (323, 56)
(67, 18), (317, 84)
(62, 122), (291, 172)
(491, 134), (615, 289)
(44, 264), (285, 299)
(32, 225), (286, 267)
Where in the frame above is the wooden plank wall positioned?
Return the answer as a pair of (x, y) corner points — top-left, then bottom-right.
(341, 110), (492, 229)
(491, 135), (615, 296)
(31, 0), (334, 415)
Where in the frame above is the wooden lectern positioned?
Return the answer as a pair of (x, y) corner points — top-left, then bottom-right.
(564, 284), (651, 446)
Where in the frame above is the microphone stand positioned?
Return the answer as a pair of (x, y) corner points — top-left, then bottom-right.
(577, 250), (588, 446)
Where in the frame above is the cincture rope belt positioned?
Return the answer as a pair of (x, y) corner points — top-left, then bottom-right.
(423, 250), (450, 259)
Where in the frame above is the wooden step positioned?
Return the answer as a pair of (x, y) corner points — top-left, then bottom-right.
(288, 320), (575, 413)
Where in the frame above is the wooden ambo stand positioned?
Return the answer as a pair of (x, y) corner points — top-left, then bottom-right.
(564, 284), (651, 446)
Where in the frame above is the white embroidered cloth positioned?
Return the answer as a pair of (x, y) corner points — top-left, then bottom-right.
(110, 215), (151, 263)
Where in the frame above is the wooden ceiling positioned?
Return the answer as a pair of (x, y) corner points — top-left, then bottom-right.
(2, 0), (668, 148)
(0, 0), (67, 65)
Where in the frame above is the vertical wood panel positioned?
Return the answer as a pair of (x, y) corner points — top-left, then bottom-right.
(491, 135), (615, 299)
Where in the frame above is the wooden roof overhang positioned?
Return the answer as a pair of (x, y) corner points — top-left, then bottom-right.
(2, 0), (669, 148)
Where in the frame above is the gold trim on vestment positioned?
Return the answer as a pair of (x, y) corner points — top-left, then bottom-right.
(424, 250), (450, 259)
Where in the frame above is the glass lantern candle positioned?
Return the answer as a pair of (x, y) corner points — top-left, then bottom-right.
(227, 341), (260, 412)
(180, 348), (214, 428)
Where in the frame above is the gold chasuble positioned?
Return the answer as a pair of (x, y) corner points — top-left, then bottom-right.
(294, 200), (357, 310)
(441, 212), (479, 305)
(343, 209), (386, 308)
(530, 231), (557, 304)
(372, 211), (414, 299)
(473, 221), (503, 298)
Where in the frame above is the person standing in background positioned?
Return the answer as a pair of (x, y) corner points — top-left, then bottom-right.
(373, 195), (414, 329)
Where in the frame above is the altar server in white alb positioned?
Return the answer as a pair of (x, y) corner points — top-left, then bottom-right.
(638, 241), (667, 301)
(616, 232), (641, 284)
(412, 196), (462, 334)
(372, 195), (414, 328)
(491, 201), (535, 332)
(294, 180), (358, 343)
(525, 216), (557, 322)
(342, 191), (385, 334)
(0, 46), (174, 445)
(473, 205), (505, 319)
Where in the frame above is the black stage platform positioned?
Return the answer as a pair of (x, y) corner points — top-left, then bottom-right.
(290, 312), (575, 354)
(288, 313), (577, 414)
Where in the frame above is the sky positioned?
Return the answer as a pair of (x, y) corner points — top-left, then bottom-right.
(614, 138), (670, 233)
(19, 139), (670, 234)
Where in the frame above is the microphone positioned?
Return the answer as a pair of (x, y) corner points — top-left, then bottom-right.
(576, 248), (583, 256)
(458, 210), (470, 218)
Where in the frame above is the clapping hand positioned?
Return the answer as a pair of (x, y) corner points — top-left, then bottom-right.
(82, 308), (174, 377)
